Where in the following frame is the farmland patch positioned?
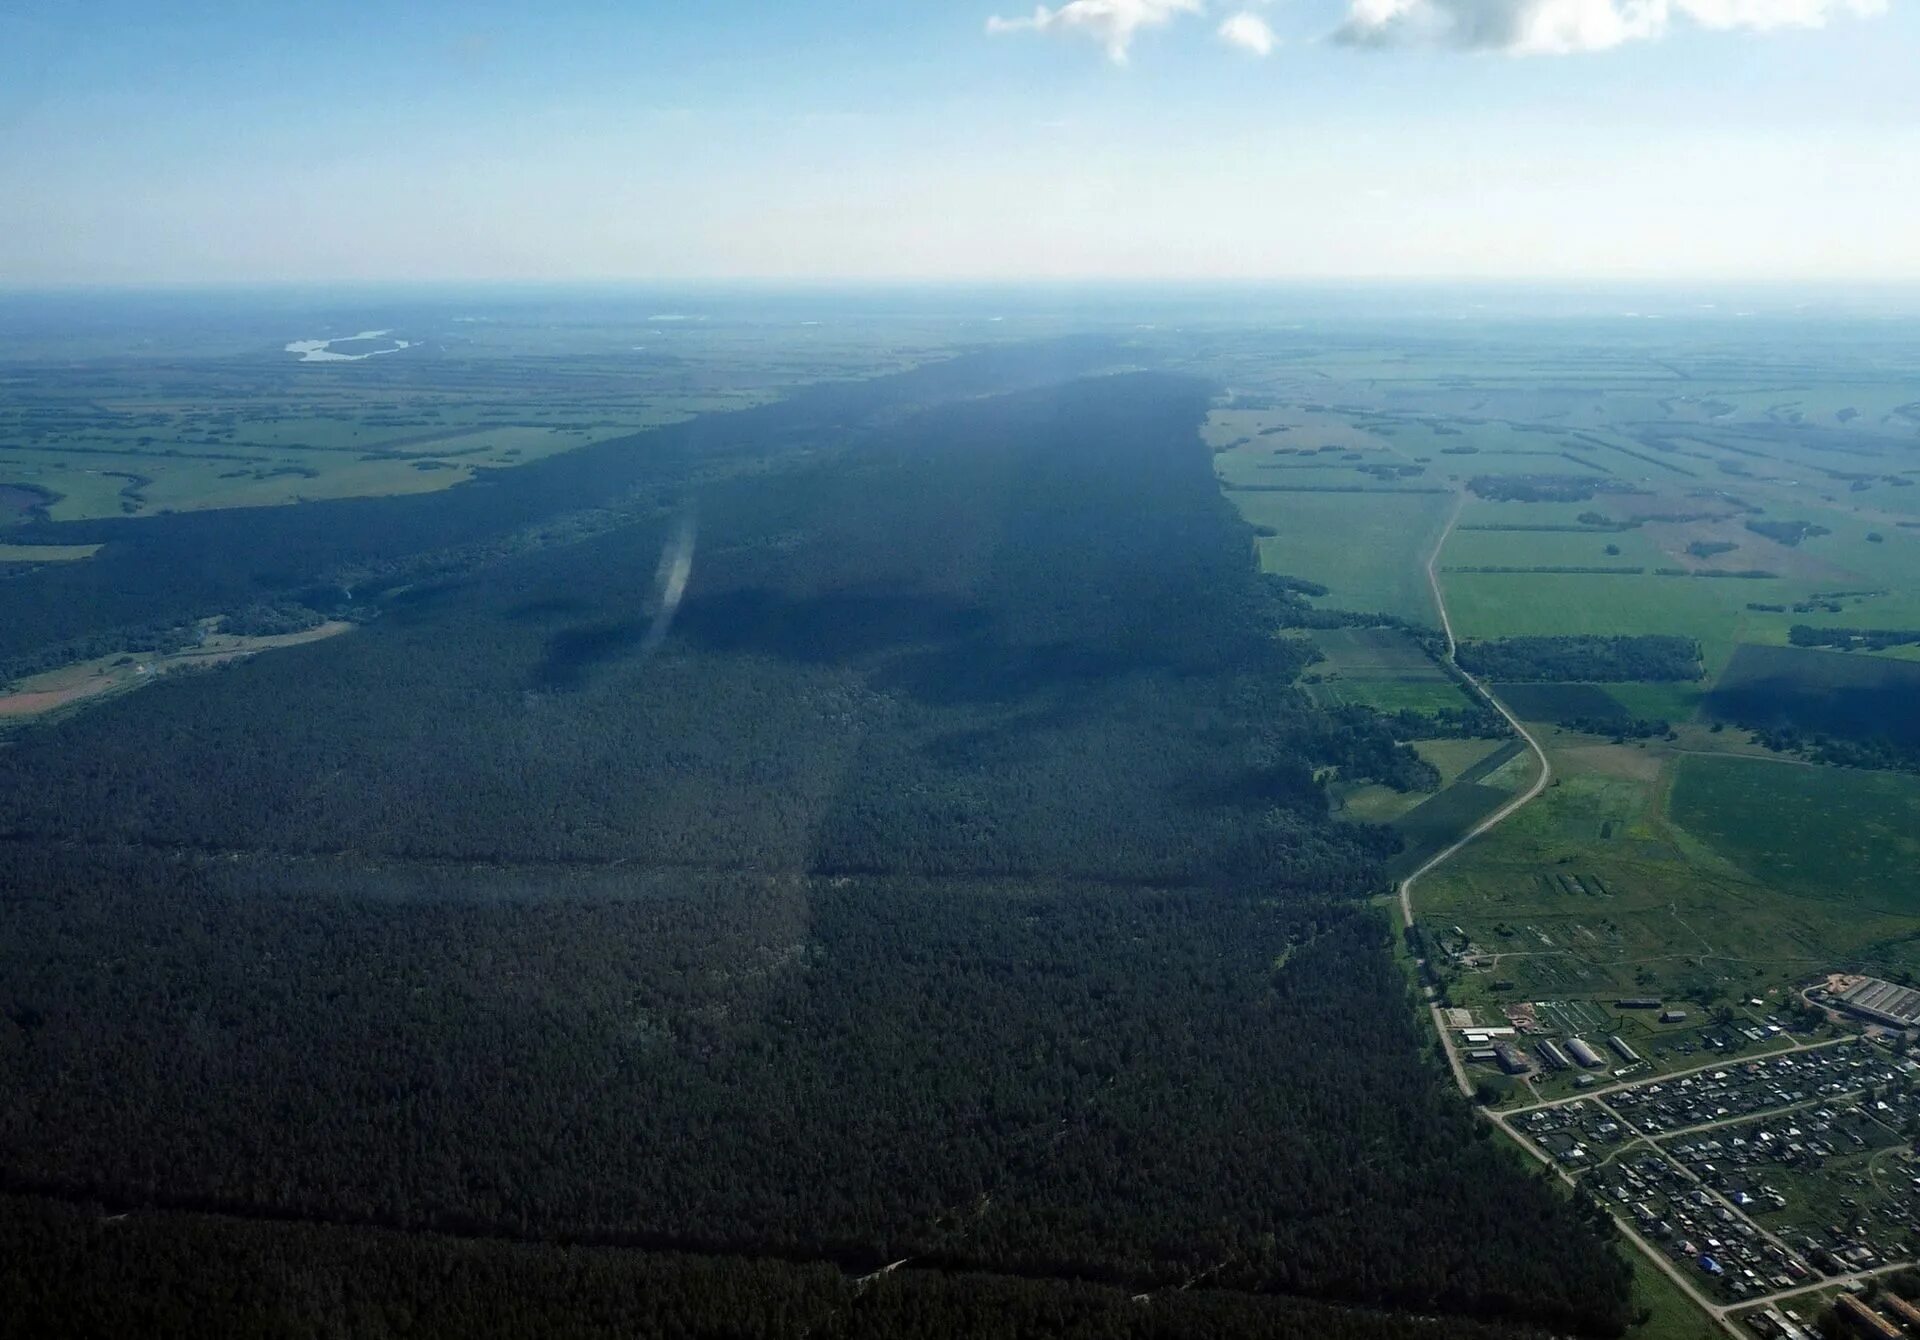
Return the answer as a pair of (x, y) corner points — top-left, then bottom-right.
(1703, 643), (1920, 754)
(1491, 682), (1631, 722)
(1668, 756), (1920, 914)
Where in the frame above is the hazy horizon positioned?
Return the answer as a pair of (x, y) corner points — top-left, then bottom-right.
(4, 0), (1915, 286)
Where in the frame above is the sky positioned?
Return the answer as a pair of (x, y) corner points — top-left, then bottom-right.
(0, 0), (1914, 284)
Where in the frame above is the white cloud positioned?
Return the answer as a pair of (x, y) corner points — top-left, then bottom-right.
(1218, 10), (1280, 52)
(986, 0), (1204, 63)
(1333, 0), (1888, 52)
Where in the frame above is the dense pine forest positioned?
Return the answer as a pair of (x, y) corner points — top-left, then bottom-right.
(0, 354), (1633, 1336)
(0, 1195), (1565, 1340)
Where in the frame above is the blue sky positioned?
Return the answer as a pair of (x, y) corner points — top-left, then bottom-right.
(1, 0), (1914, 283)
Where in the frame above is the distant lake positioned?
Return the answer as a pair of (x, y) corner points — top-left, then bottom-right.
(284, 329), (413, 362)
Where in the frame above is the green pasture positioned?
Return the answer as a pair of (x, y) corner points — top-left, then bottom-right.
(1668, 756), (1920, 916)
(1236, 489), (1453, 625)
(1442, 524), (1670, 571)
(1414, 733), (1920, 1014)
(1440, 570), (1763, 672)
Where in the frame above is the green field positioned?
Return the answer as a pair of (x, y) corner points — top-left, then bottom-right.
(1668, 756), (1920, 915)
(1207, 415), (1453, 625)
(1443, 571), (1768, 673)
(1415, 732), (1920, 1014)
(1304, 625), (1477, 712)
(1491, 682), (1632, 722)
(1442, 524), (1671, 571)
(0, 542), (100, 562)
(1245, 489), (1453, 625)
(1622, 1251), (1726, 1340)
(1335, 736), (1509, 824)
(0, 310), (969, 522)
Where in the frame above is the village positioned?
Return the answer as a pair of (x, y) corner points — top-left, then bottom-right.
(1457, 978), (1920, 1334)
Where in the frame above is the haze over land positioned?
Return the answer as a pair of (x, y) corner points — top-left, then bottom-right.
(3, 5), (1919, 1340)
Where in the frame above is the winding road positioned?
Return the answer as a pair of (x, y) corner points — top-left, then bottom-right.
(1397, 496), (1555, 1094)
(1393, 494), (1748, 1334)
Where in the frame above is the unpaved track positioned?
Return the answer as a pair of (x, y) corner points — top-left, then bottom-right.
(1393, 494), (1742, 1335)
(1397, 496), (1552, 940)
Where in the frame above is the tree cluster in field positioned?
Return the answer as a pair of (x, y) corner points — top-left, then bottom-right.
(1743, 518), (1831, 547)
(1455, 635), (1700, 683)
(219, 602), (329, 638)
(1385, 704), (1511, 740)
(1468, 476), (1630, 504)
(1708, 646), (1920, 772)
(0, 1194), (1572, 1340)
(1742, 724), (1920, 774)
(1788, 624), (1920, 652)
(1652, 567), (1777, 579)
(1554, 715), (1671, 741)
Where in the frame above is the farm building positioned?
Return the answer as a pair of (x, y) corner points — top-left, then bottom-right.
(1880, 1292), (1920, 1331)
(1747, 1308), (1815, 1340)
(1608, 1035), (1640, 1064)
(1494, 1045), (1530, 1075)
(1615, 998), (1661, 1010)
(1834, 1293), (1901, 1340)
(1660, 1009), (1688, 1024)
(1565, 1036), (1604, 1068)
(1836, 977), (1920, 1029)
(1537, 1040), (1570, 1070)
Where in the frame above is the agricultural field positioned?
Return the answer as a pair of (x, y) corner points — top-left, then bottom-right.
(1704, 643), (1920, 753)
(1383, 739), (1532, 876)
(0, 292), (981, 522)
(1302, 625), (1475, 713)
(1414, 728), (1920, 1042)
(0, 542), (99, 563)
(1335, 735), (1512, 824)
(1190, 314), (1920, 1340)
(1668, 757), (1920, 915)
(0, 619), (354, 725)
(1491, 682), (1636, 722)
(1239, 487), (1453, 624)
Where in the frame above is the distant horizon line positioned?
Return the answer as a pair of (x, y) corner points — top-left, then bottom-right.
(8, 275), (1920, 293)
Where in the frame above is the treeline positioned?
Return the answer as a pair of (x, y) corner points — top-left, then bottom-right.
(220, 601), (330, 637)
(0, 850), (1629, 1335)
(1789, 624), (1920, 651)
(1705, 645), (1920, 772)
(1386, 703), (1511, 740)
(1469, 475), (1630, 504)
(1456, 635), (1701, 683)
(0, 1195), (1568, 1340)
(1652, 567), (1776, 579)
(1444, 565), (1643, 575)
(1556, 715), (1671, 740)
(1741, 725), (1920, 774)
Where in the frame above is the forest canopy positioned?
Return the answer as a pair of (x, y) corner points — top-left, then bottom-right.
(0, 359), (1632, 1338)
